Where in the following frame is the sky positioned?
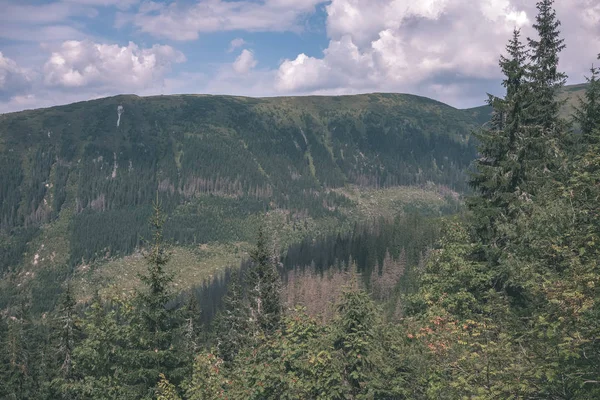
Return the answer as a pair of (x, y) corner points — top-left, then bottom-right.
(0, 0), (599, 114)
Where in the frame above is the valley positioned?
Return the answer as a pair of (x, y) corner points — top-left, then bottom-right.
(0, 92), (478, 310)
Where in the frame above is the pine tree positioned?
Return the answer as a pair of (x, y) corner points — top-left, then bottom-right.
(184, 353), (227, 400)
(56, 284), (78, 381)
(4, 298), (36, 399)
(71, 293), (131, 399)
(469, 29), (528, 244)
(214, 272), (250, 363)
(156, 373), (182, 400)
(246, 224), (283, 336)
(334, 284), (380, 398)
(521, 0), (568, 186)
(568, 59), (600, 255)
(182, 293), (202, 356)
(0, 313), (10, 398)
(124, 196), (185, 397)
(573, 57), (600, 142)
(137, 197), (175, 340)
(526, 0), (567, 129)
(52, 283), (80, 398)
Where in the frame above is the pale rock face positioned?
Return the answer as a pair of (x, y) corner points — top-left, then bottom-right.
(117, 105), (124, 127)
(111, 152), (118, 179)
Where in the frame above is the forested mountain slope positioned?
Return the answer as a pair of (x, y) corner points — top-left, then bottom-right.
(0, 85), (585, 310)
(0, 93), (477, 300)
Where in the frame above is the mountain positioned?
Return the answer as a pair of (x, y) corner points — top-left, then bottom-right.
(460, 82), (588, 128)
(0, 84), (589, 310)
(0, 92), (483, 309)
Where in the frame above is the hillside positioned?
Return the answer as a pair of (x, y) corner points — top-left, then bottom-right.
(0, 84), (589, 310)
(460, 82), (588, 126)
(0, 92), (480, 309)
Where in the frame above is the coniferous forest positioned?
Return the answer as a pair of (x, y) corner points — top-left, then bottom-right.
(2, 1), (600, 398)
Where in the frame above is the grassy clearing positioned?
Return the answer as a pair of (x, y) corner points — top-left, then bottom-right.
(334, 184), (460, 220)
(70, 184), (462, 300)
(74, 242), (248, 301)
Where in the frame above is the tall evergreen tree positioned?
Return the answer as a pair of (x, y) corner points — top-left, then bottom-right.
(469, 29), (528, 245)
(71, 293), (131, 399)
(573, 56), (600, 142)
(51, 283), (80, 398)
(124, 196), (185, 397)
(521, 0), (568, 186)
(4, 298), (36, 399)
(0, 313), (10, 398)
(246, 224), (283, 336)
(214, 271), (250, 363)
(526, 0), (567, 129)
(56, 284), (77, 381)
(181, 293), (202, 356)
(334, 284), (380, 398)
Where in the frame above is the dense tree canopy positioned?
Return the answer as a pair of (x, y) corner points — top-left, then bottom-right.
(2, 2), (600, 399)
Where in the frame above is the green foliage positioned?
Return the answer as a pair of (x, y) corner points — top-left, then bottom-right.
(573, 56), (600, 140)
(157, 373), (182, 400)
(246, 224), (283, 336)
(4, 3), (600, 397)
(0, 92), (479, 277)
(122, 199), (187, 398)
(184, 353), (227, 400)
(469, 29), (528, 245)
(333, 286), (380, 398)
(70, 295), (134, 399)
(213, 272), (250, 363)
(526, 0), (567, 130)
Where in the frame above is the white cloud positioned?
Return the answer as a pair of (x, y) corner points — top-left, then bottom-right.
(128, 0), (324, 41)
(232, 49), (258, 74)
(0, 39), (187, 113)
(2, 0), (600, 113)
(43, 40), (186, 90)
(228, 38), (247, 53)
(276, 0), (600, 106)
(0, 52), (33, 100)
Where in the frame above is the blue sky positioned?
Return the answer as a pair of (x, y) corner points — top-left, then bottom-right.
(1, 0), (599, 113)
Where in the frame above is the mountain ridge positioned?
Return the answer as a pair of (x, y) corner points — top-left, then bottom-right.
(0, 85), (586, 310)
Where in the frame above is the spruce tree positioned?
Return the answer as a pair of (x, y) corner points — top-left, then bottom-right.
(214, 271), (250, 363)
(0, 313), (9, 398)
(4, 298), (36, 399)
(573, 57), (600, 142)
(56, 284), (77, 381)
(52, 283), (80, 398)
(125, 196), (185, 397)
(527, 0), (567, 129)
(469, 29), (528, 244)
(246, 224), (283, 336)
(522, 0), (567, 185)
(334, 285), (380, 398)
(182, 293), (202, 356)
(71, 292), (131, 399)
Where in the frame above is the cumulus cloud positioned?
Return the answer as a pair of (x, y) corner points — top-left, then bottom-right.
(232, 49), (258, 74)
(128, 0), (324, 41)
(43, 40), (185, 90)
(0, 52), (32, 101)
(276, 0), (600, 106)
(3, 0), (600, 113)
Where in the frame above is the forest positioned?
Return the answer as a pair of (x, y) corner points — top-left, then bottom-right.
(2, 0), (600, 398)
